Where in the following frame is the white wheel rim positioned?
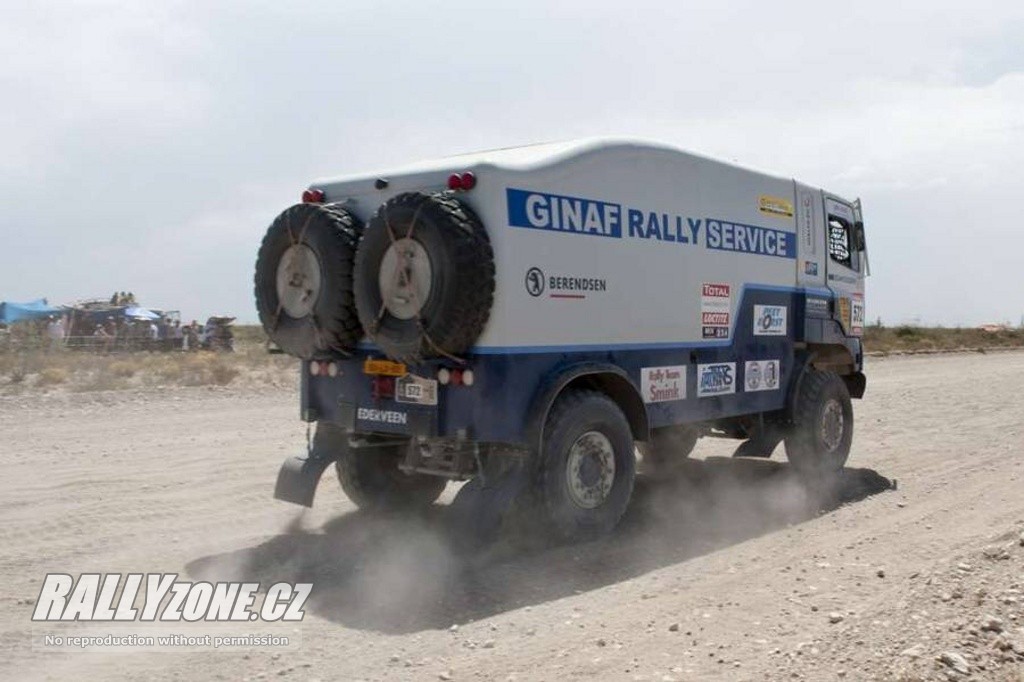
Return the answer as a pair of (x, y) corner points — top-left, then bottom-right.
(276, 244), (322, 318)
(820, 399), (845, 452)
(566, 431), (616, 509)
(379, 238), (433, 320)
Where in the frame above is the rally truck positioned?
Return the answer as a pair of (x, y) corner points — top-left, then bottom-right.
(256, 139), (868, 541)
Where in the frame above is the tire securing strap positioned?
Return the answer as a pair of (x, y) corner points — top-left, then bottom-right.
(271, 206), (352, 357)
(371, 203), (465, 365)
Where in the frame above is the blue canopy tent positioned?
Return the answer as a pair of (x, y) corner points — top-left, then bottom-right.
(0, 299), (64, 324)
(123, 306), (160, 320)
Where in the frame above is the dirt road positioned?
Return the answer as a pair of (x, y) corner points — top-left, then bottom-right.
(1, 352), (1022, 681)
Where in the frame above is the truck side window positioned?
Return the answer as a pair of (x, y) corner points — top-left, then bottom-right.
(828, 216), (854, 269)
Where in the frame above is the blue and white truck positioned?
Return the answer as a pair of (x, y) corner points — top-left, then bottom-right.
(255, 139), (868, 540)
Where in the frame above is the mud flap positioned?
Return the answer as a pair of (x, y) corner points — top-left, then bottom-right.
(448, 461), (531, 551)
(273, 454), (336, 507)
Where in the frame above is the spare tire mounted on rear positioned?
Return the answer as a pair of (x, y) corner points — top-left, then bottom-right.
(254, 203), (363, 359)
(354, 192), (495, 362)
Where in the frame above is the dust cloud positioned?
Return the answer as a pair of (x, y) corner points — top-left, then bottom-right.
(187, 452), (891, 634)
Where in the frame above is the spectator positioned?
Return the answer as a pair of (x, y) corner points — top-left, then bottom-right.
(46, 316), (65, 351)
(172, 321), (184, 351)
(93, 324), (110, 352)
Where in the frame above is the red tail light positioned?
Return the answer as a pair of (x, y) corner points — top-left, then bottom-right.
(302, 188), (325, 203)
(446, 171), (477, 192)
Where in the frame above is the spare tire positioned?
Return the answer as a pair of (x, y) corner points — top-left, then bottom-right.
(254, 203), (363, 359)
(354, 192), (494, 362)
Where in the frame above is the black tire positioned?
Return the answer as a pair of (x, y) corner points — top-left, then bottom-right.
(784, 370), (853, 482)
(327, 429), (447, 511)
(638, 425), (699, 475)
(539, 390), (636, 540)
(353, 192), (494, 362)
(254, 203), (363, 359)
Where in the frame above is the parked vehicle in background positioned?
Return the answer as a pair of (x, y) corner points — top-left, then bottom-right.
(202, 316), (235, 352)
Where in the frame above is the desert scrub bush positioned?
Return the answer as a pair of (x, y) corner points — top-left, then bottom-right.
(209, 360), (239, 386)
(37, 367), (70, 386)
(75, 372), (130, 392)
(107, 360), (138, 378)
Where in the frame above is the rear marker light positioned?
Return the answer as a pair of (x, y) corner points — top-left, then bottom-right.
(462, 369), (475, 386)
(302, 188), (325, 203)
(450, 369), (463, 386)
(327, 362), (339, 378)
(446, 171), (477, 192)
(437, 368), (451, 385)
(309, 362), (320, 377)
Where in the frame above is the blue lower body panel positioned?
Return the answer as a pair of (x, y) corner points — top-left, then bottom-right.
(303, 286), (860, 446)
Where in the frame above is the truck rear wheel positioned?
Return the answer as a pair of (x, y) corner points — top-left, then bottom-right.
(254, 203), (363, 359)
(326, 430), (447, 511)
(539, 390), (636, 540)
(784, 370), (853, 482)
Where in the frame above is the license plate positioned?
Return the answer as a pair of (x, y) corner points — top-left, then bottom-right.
(395, 374), (438, 406)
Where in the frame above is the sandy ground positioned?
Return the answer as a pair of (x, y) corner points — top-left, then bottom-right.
(1, 352), (1022, 681)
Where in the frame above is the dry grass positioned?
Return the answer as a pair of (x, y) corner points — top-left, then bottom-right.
(0, 327), (296, 394)
(863, 325), (1024, 355)
(2, 324), (1023, 394)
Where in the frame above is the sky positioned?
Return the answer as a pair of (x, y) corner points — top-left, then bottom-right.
(2, 0), (1022, 326)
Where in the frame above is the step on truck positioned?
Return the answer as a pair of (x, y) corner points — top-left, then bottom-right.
(256, 139), (868, 541)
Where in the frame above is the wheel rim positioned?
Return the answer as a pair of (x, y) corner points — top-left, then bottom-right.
(379, 238), (433, 320)
(566, 431), (616, 509)
(820, 399), (845, 452)
(276, 244), (322, 318)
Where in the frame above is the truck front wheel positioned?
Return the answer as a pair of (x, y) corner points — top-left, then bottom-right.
(784, 370), (853, 482)
(540, 390), (636, 540)
(330, 432), (447, 511)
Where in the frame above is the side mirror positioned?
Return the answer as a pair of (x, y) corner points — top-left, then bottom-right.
(853, 221), (866, 251)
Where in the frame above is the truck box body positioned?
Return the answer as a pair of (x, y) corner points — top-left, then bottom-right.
(298, 139), (864, 447)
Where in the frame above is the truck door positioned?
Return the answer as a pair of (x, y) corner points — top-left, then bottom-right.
(823, 195), (866, 336)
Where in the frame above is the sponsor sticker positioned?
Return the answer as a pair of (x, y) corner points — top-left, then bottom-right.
(758, 194), (794, 219)
(356, 407), (408, 425)
(799, 191), (817, 255)
(838, 297), (851, 332)
(851, 293), (865, 336)
(396, 374), (438, 406)
(744, 359), (780, 392)
(701, 283), (731, 339)
(804, 260), (819, 276)
(524, 266), (607, 300)
(697, 362), (736, 397)
(753, 305), (787, 336)
(806, 297), (830, 317)
(641, 365), (686, 403)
